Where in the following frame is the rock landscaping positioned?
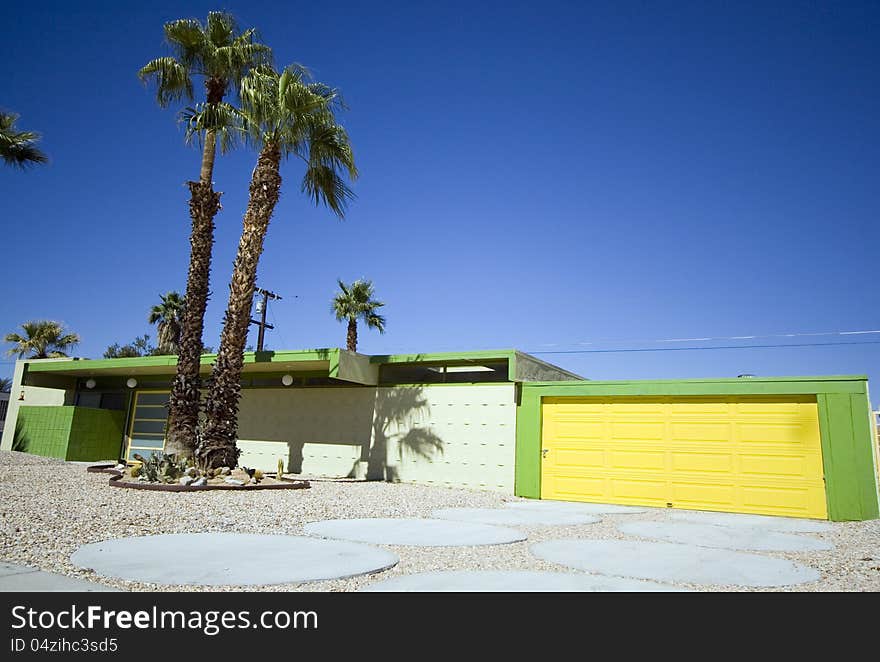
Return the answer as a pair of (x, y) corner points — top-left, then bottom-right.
(1, 450), (879, 592)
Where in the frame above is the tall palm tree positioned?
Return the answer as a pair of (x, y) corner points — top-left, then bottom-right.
(332, 279), (386, 352)
(148, 291), (186, 354)
(139, 12), (271, 458)
(1, 111), (48, 169)
(197, 64), (357, 469)
(5, 321), (80, 359)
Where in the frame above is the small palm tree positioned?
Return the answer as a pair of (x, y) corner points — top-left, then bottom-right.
(198, 64), (357, 469)
(332, 279), (386, 352)
(148, 291), (186, 354)
(5, 321), (80, 359)
(1, 111), (48, 169)
(139, 12), (271, 458)
(0, 377), (12, 393)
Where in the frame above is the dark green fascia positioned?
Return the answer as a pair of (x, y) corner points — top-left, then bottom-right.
(24, 349), (338, 374)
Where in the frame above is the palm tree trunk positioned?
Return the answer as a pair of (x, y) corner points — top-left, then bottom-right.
(199, 130), (217, 184)
(198, 143), (282, 469)
(164, 178), (221, 459)
(347, 319), (358, 352)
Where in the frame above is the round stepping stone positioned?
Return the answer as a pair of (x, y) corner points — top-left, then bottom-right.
(505, 500), (648, 515)
(71, 533), (398, 586)
(361, 570), (685, 592)
(303, 518), (526, 546)
(618, 521), (833, 552)
(432, 507), (601, 527)
(531, 539), (820, 587)
(670, 511), (832, 533)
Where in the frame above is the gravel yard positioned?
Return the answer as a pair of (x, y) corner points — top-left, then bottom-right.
(1, 450), (878, 592)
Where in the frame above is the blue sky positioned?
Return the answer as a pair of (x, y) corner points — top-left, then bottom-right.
(2, 1), (878, 401)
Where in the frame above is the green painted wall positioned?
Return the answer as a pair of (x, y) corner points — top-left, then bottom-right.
(13, 407), (76, 459)
(515, 377), (880, 521)
(13, 406), (125, 461)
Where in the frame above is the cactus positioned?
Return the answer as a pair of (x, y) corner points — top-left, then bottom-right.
(133, 452), (190, 483)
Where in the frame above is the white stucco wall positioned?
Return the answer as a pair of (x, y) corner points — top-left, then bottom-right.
(236, 384), (517, 492)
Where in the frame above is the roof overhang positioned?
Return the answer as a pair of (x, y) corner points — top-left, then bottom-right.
(21, 348), (379, 386)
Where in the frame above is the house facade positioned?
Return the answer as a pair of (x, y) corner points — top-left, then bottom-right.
(1, 348), (877, 521)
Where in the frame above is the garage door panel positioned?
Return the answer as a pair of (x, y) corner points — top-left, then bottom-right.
(553, 447), (605, 469)
(548, 475), (607, 500)
(554, 421), (605, 439)
(670, 481), (736, 509)
(611, 422), (665, 440)
(740, 485), (823, 516)
(541, 396), (828, 519)
(606, 449), (665, 471)
(670, 451), (734, 473)
(609, 477), (669, 502)
(670, 422), (732, 443)
(738, 453), (821, 478)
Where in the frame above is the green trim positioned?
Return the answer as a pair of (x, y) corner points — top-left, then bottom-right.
(817, 392), (880, 520)
(515, 377), (880, 521)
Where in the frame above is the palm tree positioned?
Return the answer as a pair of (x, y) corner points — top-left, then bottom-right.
(148, 291), (186, 354)
(139, 12), (271, 458)
(197, 64), (357, 469)
(332, 279), (386, 352)
(0, 377), (12, 393)
(5, 321), (80, 359)
(1, 111), (48, 169)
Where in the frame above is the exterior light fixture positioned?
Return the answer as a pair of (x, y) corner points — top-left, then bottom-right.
(85, 378), (97, 389)
(281, 374), (294, 387)
(126, 378), (138, 388)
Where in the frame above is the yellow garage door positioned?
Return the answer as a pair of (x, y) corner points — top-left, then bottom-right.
(541, 396), (828, 519)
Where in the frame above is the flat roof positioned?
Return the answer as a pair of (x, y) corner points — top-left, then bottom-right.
(19, 348), (586, 384)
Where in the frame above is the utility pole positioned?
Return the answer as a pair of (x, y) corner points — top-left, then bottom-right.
(249, 288), (281, 352)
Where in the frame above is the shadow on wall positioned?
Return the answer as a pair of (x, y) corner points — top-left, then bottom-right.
(364, 386), (444, 482)
(12, 418), (30, 453)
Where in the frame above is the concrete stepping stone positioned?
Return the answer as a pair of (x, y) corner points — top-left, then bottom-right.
(531, 539), (820, 587)
(303, 518), (526, 546)
(0, 562), (119, 592)
(618, 521), (833, 552)
(505, 500), (648, 515)
(361, 570), (685, 592)
(670, 511), (832, 533)
(432, 507), (601, 527)
(71, 533), (398, 586)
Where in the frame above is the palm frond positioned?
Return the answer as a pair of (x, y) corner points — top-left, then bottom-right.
(0, 112), (48, 169)
(138, 57), (194, 107)
(179, 102), (242, 153)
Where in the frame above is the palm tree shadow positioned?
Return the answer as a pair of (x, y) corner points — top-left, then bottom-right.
(364, 386), (444, 481)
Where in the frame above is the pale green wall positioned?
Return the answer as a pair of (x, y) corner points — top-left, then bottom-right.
(236, 384), (517, 492)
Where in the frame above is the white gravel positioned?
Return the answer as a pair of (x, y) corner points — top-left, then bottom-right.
(1, 451), (878, 592)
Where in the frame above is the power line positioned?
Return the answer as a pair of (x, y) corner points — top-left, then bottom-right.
(536, 329), (880, 348)
(529, 340), (880, 355)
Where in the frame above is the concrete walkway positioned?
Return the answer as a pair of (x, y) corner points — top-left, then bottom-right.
(432, 507), (601, 527)
(670, 510), (833, 533)
(0, 562), (119, 592)
(531, 539), (821, 587)
(303, 518), (527, 546)
(362, 570), (686, 592)
(618, 521), (833, 552)
(71, 533), (398, 586)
